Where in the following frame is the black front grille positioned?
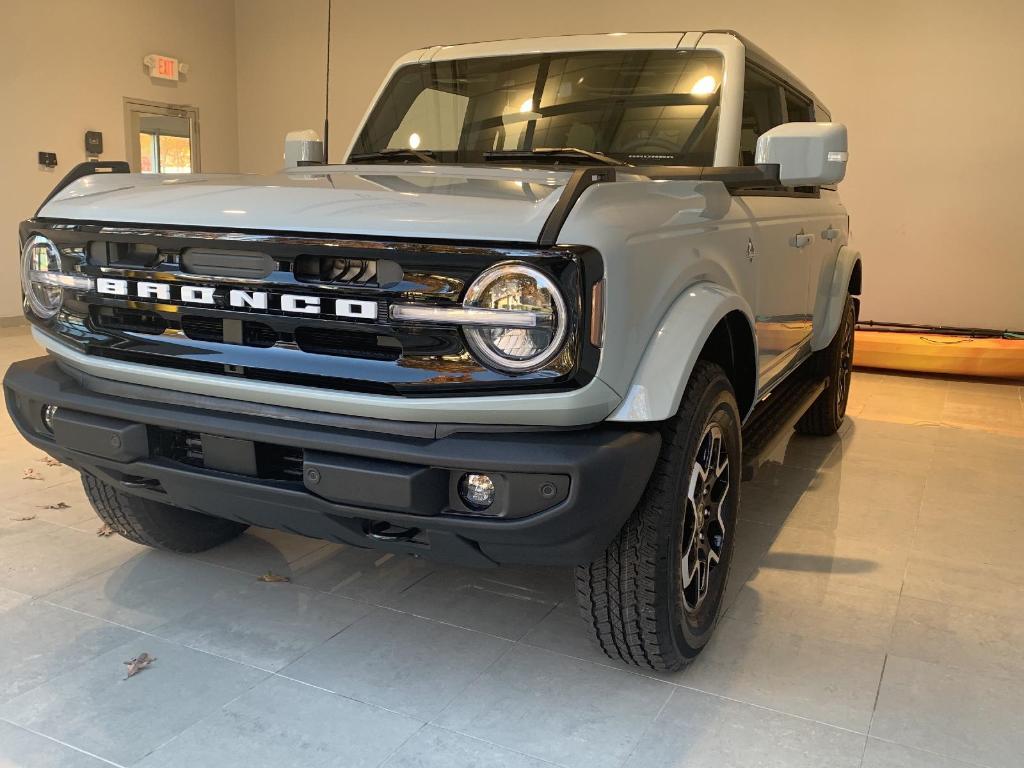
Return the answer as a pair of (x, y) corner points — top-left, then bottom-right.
(293, 327), (401, 360)
(243, 322), (278, 348)
(31, 220), (598, 396)
(178, 314), (402, 360)
(180, 315), (224, 343)
(91, 306), (168, 335)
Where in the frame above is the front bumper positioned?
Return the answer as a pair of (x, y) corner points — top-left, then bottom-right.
(4, 357), (660, 566)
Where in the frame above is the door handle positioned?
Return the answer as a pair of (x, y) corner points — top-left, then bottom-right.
(822, 226), (840, 241)
(791, 232), (815, 249)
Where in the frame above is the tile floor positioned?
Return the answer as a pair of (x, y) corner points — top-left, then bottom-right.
(1, 324), (1022, 767)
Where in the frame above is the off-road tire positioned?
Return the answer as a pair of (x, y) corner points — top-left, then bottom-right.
(795, 294), (856, 436)
(83, 473), (248, 552)
(575, 360), (741, 671)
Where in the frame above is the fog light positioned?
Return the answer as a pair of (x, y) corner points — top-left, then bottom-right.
(459, 473), (495, 511)
(41, 404), (58, 433)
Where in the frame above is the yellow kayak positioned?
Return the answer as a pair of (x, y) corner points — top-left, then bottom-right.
(854, 330), (1024, 380)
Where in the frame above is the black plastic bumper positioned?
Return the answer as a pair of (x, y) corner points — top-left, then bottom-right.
(4, 357), (660, 566)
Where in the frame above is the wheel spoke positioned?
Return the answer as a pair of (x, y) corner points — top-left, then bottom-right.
(681, 534), (699, 588)
(687, 465), (704, 508)
(679, 420), (734, 613)
(708, 431), (722, 476)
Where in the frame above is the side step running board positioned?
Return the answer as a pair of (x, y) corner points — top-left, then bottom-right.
(741, 375), (828, 481)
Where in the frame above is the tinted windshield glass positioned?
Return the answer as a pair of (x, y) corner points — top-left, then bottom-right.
(351, 50), (722, 165)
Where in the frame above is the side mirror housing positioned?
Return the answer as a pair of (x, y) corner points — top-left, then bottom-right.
(283, 129), (324, 168)
(755, 123), (848, 186)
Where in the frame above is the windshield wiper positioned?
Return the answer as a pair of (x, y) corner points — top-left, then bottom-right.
(484, 147), (627, 167)
(348, 148), (439, 164)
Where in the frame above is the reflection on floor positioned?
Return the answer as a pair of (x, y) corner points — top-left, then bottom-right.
(1, 325), (1022, 768)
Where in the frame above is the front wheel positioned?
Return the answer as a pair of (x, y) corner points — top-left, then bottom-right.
(575, 360), (740, 671)
(83, 473), (248, 553)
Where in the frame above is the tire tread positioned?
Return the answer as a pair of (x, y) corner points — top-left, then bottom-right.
(83, 474), (247, 553)
(575, 361), (733, 671)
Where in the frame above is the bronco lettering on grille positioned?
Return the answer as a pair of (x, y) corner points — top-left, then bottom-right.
(95, 278), (378, 320)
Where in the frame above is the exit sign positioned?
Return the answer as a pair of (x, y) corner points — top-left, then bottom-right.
(145, 54), (179, 81)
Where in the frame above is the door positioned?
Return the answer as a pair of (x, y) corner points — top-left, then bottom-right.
(123, 99), (200, 174)
(741, 194), (816, 384)
(738, 65), (816, 385)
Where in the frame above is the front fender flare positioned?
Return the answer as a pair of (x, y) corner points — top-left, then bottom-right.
(607, 282), (756, 423)
(811, 245), (862, 351)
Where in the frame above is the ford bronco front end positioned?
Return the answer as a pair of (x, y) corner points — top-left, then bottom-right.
(5, 31), (861, 670)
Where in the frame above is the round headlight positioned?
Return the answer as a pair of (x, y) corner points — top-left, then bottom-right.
(463, 262), (568, 372)
(21, 235), (64, 319)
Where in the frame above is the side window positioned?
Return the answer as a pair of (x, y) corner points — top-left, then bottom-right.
(739, 66), (784, 165)
(784, 88), (814, 123)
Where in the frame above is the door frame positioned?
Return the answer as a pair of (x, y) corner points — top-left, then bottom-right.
(123, 98), (201, 173)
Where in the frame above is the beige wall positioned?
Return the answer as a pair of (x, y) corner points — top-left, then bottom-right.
(0, 0), (239, 319)
(4, 1), (1021, 331)
(235, 0), (1024, 331)
(234, 0), (328, 175)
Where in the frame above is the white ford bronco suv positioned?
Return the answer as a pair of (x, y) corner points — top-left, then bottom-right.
(6, 31), (861, 671)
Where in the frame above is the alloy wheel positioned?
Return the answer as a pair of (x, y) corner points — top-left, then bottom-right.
(837, 308), (855, 417)
(680, 422), (730, 613)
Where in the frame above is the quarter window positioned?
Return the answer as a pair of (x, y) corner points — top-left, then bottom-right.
(784, 88), (814, 123)
(739, 66), (784, 165)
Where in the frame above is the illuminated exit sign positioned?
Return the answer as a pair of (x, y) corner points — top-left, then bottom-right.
(144, 54), (179, 81)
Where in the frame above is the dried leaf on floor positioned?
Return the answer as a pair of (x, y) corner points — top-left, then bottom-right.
(123, 652), (156, 679)
(21, 468), (43, 481)
(258, 571), (290, 583)
(9, 514), (36, 522)
(38, 456), (62, 467)
(97, 524), (115, 537)
(41, 502), (70, 510)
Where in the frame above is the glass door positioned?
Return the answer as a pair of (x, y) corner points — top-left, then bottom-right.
(124, 99), (201, 174)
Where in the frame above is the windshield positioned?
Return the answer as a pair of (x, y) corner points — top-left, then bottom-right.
(351, 50), (723, 166)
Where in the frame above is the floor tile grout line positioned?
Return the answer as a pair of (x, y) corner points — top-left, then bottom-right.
(371, 721), (430, 768)
(863, 734), (1001, 768)
(264, 603), (383, 680)
(0, 599), (224, 707)
(374, 603), (536, 644)
(426, 637), (522, 726)
(37, 575), (558, 688)
(862, 653), (889, 753)
(426, 723), (575, 768)
(520, 629), (877, 737)
(36, 598), (282, 675)
(130, 674), (274, 764)
(269, 672), (427, 722)
(615, 685), (678, 768)
(0, 715), (129, 768)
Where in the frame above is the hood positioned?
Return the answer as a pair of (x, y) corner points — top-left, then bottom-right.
(37, 165), (576, 243)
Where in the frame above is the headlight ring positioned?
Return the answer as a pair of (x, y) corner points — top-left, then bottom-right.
(462, 262), (568, 372)
(21, 235), (64, 319)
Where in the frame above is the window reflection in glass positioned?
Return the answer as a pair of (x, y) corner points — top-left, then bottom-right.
(356, 50), (723, 166)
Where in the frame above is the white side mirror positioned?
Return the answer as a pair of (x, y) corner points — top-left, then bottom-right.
(283, 129), (324, 168)
(755, 123), (848, 186)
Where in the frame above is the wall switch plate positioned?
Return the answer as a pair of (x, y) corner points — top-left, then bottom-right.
(38, 151), (57, 168)
(85, 131), (103, 156)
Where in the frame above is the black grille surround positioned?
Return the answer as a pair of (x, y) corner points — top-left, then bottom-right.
(24, 220), (603, 397)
